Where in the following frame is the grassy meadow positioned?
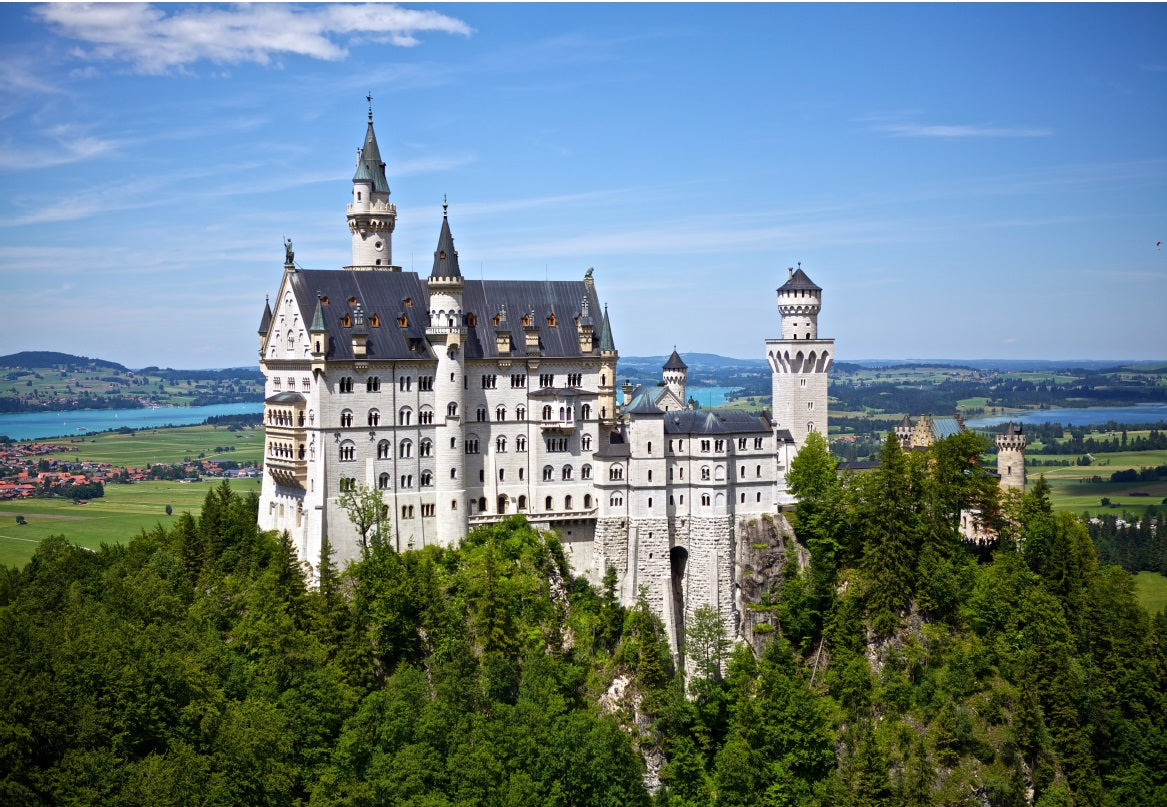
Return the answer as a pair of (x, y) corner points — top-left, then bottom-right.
(0, 477), (262, 568)
(34, 423), (265, 467)
(1134, 571), (1167, 616)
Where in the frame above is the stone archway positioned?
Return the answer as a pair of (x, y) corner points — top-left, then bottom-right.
(669, 546), (688, 658)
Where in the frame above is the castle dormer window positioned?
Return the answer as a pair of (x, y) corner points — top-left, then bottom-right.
(341, 314), (352, 328)
(370, 314), (380, 327)
(547, 313), (557, 327)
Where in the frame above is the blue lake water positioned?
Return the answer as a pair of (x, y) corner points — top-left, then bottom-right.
(0, 402), (264, 441)
(616, 385), (743, 407)
(965, 403), (1167, 429)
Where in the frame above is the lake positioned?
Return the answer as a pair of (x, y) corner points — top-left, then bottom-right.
(0, 402), (265, 441)
(964, 403), (1167, 429)
(616, 385), (743, 407)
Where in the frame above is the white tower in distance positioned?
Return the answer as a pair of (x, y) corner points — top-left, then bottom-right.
(765, 264), (833, 456)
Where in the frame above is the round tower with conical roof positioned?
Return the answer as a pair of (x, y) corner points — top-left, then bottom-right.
(347, 102), (397, 269)
(426, 202), (467, 542)
(765, 264), (833, 497)
(662, 348), (688, 410)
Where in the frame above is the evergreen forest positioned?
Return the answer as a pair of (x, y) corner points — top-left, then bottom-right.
(2, 430), (1166, 806)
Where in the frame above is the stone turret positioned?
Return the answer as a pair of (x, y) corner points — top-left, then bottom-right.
(347, 102), (397, 269)
(598, 303), (619, 423)
(662, 348), (687, 410)
(765, 264), (833, 462)
(425, 202), (467, 543)
(997, 422), (1027, 492)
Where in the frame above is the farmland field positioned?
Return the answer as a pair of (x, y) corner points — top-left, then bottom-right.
(28, 423), (265, 467)
(0, 477), (262, 568)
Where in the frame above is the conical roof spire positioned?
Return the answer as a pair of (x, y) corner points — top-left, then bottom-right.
(258, 296), (272, 335)
(663, 346), (687, 371)
(310, 293), (326, 332)
(599, 303), (616, 352)
(353, 100), (390, 194)
(430, 201), (462, 279)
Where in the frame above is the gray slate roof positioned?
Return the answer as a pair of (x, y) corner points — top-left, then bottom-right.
(287, 269), (601, 362)
(258, 298), (272, 335)
(289, 269), (434, 362)
(778, 267), (821, 293)
(662, 409), (772, 435)
(663, 348), (687, 371)
(354, 118), (390, 194)
(598, 304), (616, 352)
(430, 212), (462, 279)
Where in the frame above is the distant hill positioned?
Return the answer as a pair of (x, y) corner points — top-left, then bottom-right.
(0, 351), (128, 371)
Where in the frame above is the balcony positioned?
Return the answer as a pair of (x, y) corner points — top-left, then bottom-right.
(265, 455), (307, 488)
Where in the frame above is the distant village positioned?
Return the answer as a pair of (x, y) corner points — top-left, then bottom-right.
(0, 441), (261, 501)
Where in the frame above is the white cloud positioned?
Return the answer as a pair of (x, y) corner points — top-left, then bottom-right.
(876, 121), (1052, 138)
(34, 3), (472, 74)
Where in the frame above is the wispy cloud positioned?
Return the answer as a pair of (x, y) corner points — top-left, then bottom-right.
(0, 122), (119, 170)
(875, 121), (1052, 138)
(34, 3), (472, 74)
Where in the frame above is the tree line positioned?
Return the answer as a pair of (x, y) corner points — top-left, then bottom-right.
(2, 432), (1166, 805)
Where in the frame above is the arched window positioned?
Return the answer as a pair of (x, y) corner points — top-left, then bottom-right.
(368, 409), (380, 427)
(581, 434), (592, 451)
(701, 466), (710, 481)
(543, 465), (554, 481)
(610, 493), (623, 507)
(398, 407), (412, 426)
(419, 407), (434, 425)
(562, 465), (572, 481)
(609, 465), (623, 481)
(447, 402), (458, 417)
(476, 406), (487, 422)
(496, 436), (507, 453)
(495, 405), (506, 421)
(339, 440), (355, 462)
(516, 435), (527, 452)
(565, 495), (573, 510)
(420, 440), (432, 457)
(399, 440), (412, 459)
(715, 466), (725, 481)
(421, 470), (432, 487)
(518, 495), (527, 511)
(648, 470), (653, 482)
(378, 473), (390, 489)
(377, 440), (391, 459)
(399, 376), (411, 392)
(516, 405), (526, 420)
(701, 493), (711, 506)
(581, 404), (591, 420)
(542, 405), (552, 421)
(584, 494), (592, 508)
(581, 464), (592, 480)
(401, 475), (413, 489)
(545, 496), (553, 511)
(367, 377), (381, 392)
(340, 409), (353, 428)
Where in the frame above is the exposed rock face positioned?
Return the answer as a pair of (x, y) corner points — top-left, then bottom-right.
(735, 512), (804, 654)
(598, 673), (663, 792)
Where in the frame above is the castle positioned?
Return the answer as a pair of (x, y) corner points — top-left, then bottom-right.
(256, 107), (832, 653)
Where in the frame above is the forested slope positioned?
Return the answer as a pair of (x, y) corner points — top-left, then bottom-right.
(1, 434), (1165, 806)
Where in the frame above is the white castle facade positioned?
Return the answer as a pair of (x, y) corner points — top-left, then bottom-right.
(257, 109), (833, 652)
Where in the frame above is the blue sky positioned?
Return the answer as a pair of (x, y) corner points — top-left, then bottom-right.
(1, 3), (1165, 369)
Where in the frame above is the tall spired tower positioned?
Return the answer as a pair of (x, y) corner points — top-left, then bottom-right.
(765, 265), (833, 457)
(347, 100), (398, 269)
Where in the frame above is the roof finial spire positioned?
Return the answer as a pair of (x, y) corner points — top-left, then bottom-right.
(366, 92), (373, 122)
(442, 193), (448, 218)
